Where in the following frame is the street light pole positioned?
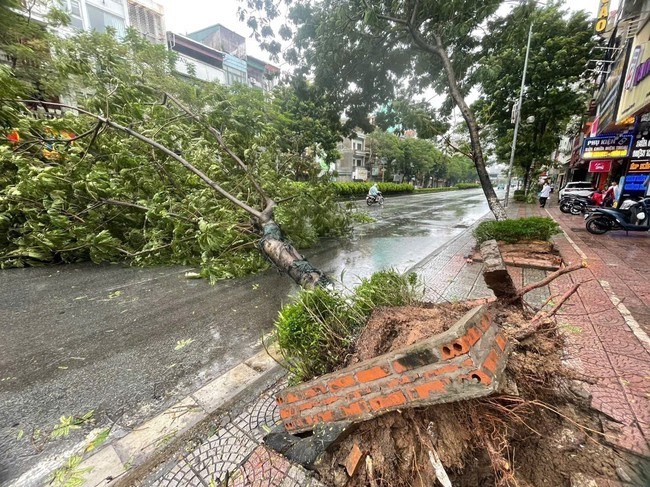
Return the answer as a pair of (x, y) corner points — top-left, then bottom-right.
(504, 22), (533, 208)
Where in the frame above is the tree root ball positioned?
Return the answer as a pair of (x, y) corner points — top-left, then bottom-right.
(314, 303), (630, 487)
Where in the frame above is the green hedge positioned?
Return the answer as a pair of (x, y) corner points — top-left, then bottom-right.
(455, 183), (481, 189)
(473, 217), (560, 244)
(415, 183), (480, 193)
(332, 182), (414, 196)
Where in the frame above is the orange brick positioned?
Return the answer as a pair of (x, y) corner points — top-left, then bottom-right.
(392, 360), (408, 373)
(482, 350), (499, 374)
(462, 358), (474, 367)
(340, 401), (368, 417)
(356, 366), (390, 383)
(423, 364), (459, 378)
(322, 396), (342, 406)
(495, 333), (507, 352)
(465, 326), (482, 347)
(400, 375), (412, 384)
(315, 410), (335, 423)
(385, 378), (401, 388)
(440, 344), (454, 360)
(328, 375), (357, 392)
(410, 380), (446, 400)
(279, 407), (295, 419)
(302, 385), (327, 399)
(299, 401), (317, 411)
(347, 390), (362, 400)
(461, 370), (492, 386)
(284, 392), (301, 404)
(369, 391), (407, 411)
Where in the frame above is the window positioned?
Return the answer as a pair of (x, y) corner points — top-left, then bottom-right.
(355, 141), (363, 151)
(86, 4), (126, 37)
(354, 158), (364, 167)
(57, 0), (84, 29)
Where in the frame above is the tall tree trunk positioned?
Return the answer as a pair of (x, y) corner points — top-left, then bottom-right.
(408, 29), (507, 220)
(432, 39), (507, 221)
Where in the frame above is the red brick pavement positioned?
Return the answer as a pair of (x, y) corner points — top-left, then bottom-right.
(516, 204), (650, 457)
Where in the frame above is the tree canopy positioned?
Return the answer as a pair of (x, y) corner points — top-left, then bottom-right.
(243, 0), (507, 218)
(474, 1), (594, 189)
(0, 26), (349, 283)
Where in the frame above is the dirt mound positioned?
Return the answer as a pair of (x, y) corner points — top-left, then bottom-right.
(471, 240), (562, 270)
(348, 303), (471, 365)
(315, 304), (627, 487)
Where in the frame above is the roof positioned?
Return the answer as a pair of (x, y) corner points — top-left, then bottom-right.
(187, 23), (245, 44)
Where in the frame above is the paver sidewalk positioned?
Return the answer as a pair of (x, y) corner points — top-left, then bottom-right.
(529, 204), (650, 458)
(139, 204), (650, 486)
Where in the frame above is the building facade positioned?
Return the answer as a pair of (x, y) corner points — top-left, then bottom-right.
(167, 23), (280, 90)
(563, 0), (650, 203)
(336, 133), (370, 182)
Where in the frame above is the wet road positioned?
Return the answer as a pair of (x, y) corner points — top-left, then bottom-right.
(0, 189), (492, 486)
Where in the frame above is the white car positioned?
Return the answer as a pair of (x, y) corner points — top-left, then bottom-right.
(559, 181), (594, 199)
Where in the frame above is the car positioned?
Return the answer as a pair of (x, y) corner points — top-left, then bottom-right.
(559, 181), (594, 199)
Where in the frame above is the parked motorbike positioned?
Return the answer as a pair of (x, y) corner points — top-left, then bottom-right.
(560, 194), (594, 215)
(584, 197), (650, 234)
(366, 192), (384, 206)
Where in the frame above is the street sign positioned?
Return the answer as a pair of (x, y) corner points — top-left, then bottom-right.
(581, 135), (633, 160)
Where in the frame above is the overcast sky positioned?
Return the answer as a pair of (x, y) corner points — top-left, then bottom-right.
(159, 0), (611, 65)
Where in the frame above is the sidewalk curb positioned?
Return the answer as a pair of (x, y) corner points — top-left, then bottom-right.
(78, 345), (285, 487)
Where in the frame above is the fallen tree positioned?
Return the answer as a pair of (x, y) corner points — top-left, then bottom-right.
(0, 30), (351, 285)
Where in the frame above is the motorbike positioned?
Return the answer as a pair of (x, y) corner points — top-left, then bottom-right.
(366, 191), (384, 206)
(584, 197), (650, 235)
(560, 194), (594, 215)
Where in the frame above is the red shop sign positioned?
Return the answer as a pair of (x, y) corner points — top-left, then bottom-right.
(588, 159), (612, 172)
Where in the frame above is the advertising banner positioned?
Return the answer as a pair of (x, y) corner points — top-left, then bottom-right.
(588, 160), (613, 172)
(582, 135), (633, 159)
(617, 19), (650, 122)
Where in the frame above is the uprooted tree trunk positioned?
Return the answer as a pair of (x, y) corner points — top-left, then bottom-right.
(479, 238), (585, 319)
(9, 98), (328, 288)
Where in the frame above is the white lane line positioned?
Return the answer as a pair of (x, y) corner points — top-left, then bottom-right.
(600, 279), (650, 354)
(545, 208), (588, 260)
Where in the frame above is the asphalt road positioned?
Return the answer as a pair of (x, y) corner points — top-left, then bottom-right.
(0, 189), (493, 486)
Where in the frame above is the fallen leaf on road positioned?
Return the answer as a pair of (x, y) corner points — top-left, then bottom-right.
(175, 339), (194, 350)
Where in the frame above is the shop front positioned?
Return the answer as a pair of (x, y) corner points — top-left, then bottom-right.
(581, 134), (632, 192)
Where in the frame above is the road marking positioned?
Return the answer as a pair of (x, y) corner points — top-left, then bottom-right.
(545, 208), (588, 260)
(599, 280), (650, 354)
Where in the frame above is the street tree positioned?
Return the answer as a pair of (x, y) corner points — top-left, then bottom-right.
(1, 29), (348, 286)
(242, 0), (508, 219)
(475, 1), (594, 191)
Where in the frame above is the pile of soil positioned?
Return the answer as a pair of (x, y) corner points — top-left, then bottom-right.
(471, 240), (562, 270)
(346, 302), (471, 366)
(314, 303), (630, 487)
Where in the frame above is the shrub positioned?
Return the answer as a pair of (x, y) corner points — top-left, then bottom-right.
(513, 193), (526, 202)
(455, 183), (481, 189)
(473, 217), (560, 245)
(332, 182), (414, 197)
(274, 270), (422, 383)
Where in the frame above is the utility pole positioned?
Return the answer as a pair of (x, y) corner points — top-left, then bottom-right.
(504, 23), (533, 208)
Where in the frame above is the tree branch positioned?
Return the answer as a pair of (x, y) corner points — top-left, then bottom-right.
(99, 199), (196, 223)
(516, 283), (581, 341)
(160, 92), (273, 211)
(513, 262), (585, 301)
(5, 99), (263, 219)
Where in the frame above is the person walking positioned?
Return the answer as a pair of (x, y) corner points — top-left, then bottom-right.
(539, 180), (552, 208)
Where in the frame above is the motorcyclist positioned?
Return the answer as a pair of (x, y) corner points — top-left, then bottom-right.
(368, 183), (380, 201)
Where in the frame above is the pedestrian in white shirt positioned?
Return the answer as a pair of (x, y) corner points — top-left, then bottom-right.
(539, 180), (552, 208)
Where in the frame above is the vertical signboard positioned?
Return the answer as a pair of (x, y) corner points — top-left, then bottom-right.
(595, 0), (611, 34)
